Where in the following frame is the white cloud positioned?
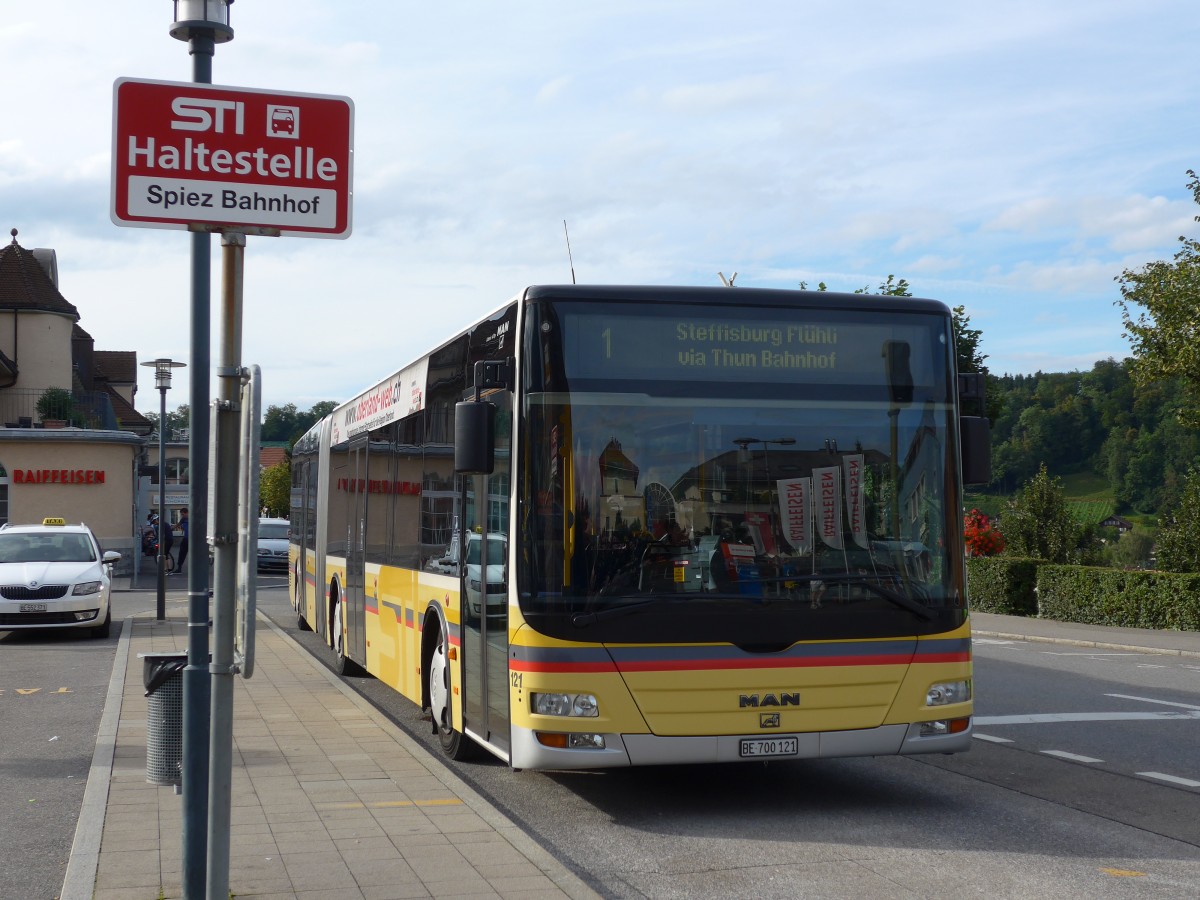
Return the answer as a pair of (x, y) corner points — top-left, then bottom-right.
(4, 0), (1197, 410)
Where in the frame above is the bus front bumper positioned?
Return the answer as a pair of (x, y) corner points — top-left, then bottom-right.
(510, 718), (972, 769)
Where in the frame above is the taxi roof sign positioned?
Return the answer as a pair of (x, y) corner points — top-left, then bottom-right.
(42, 517), (66, 526)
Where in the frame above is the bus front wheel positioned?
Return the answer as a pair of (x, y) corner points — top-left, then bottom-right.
(330, 591), (363, 677)
(427, 615), (475, 760)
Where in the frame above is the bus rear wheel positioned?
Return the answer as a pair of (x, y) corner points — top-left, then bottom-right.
(427, 615), (475, 760)
(294, 569), (311, 632)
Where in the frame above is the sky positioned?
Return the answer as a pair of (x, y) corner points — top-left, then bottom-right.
(4, 1), (1199, 414)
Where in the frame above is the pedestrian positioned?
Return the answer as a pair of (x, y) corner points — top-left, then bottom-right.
(160, 512), (175, 568)
(176, 507), (189, 572)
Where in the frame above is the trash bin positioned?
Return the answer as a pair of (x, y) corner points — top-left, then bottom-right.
(141, 651), (188, 785)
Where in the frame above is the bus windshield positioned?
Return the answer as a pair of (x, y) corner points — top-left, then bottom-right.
(519, 296), (966, 645)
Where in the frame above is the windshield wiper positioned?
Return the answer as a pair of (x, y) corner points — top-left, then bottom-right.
(571, 594), (740, 627)
(810, 573), (933, 620)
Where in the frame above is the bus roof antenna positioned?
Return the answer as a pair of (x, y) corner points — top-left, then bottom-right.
(563, 220), (577, 284)
(718, 271), (737, 287)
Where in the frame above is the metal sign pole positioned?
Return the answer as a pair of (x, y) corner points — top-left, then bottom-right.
(206, 231), (245, 900)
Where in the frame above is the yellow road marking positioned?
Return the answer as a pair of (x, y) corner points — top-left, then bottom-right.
(1100, 868), (1147, 878)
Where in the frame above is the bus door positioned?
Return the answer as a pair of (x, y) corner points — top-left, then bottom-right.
(461, 389), (512, 754)
(344, 435), (369, 662)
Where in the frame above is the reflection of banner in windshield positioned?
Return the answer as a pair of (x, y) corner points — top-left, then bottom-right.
(814, 466), (844, 549)
(843, 454), (868, 549)
(777, 477), (812, 554)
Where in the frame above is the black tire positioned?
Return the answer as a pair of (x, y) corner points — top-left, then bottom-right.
(294, 569), (312, 631)
(330, 593), (364, 677)
(91, 606), (111, 639)
(427, 614), (476, 760)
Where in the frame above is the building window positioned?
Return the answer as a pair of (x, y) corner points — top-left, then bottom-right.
(149, 458), (189, 485)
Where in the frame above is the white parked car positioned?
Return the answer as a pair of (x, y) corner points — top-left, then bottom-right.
(0, 518), (120, 638)
(257, 518), (291, 573)
(464, 532), (507, 620)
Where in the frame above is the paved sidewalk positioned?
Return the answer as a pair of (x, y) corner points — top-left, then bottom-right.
(972, 611), (1200, 658)
(62, 606), (599, 900)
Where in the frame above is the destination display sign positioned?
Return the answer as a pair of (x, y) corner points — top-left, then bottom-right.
(111, 77), (354, 238)
(560, 308), (946, 387)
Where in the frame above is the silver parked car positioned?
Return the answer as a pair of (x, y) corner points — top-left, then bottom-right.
(257, 518), (291, 572)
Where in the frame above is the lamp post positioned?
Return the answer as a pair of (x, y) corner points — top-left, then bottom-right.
(169, 5), (232, 897)
(142, 358), (186, 620)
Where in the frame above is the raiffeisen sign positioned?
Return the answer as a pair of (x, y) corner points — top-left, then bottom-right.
(111, 78), (354, 239)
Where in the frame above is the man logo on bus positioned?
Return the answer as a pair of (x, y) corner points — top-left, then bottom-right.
(739, 692), (800, 707)
(268, 105), (299, 138)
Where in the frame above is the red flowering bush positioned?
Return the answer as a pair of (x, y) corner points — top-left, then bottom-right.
(964, 508), (1005, 557)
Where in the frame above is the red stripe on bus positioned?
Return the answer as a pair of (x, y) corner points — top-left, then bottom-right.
(512, 660), (619, 674)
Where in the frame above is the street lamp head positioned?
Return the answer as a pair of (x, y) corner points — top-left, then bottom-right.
(142, 357), (187, 391)
(170, 0), (234, 43)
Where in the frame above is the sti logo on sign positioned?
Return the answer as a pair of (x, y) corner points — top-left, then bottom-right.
(111, 78), (353, 239)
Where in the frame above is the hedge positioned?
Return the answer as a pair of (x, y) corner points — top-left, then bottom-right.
(1036, 566), (1200, 631)
(965, 557), (1044, 616)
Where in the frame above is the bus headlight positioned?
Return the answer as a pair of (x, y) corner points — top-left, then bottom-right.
(531, 692), (599, 717)
(535, 732), (606, 750)
(926, 680), (971, 706)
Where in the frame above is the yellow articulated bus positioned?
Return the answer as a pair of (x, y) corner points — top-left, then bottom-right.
(289, 285), (990, 769)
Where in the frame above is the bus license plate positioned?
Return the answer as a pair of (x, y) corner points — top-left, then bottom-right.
(20, 603), (47, 613)
(739, 736), (799, 758)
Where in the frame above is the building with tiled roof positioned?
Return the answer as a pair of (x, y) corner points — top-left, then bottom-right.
(0, 229), (151, 570)
(259, 445), (289, 470)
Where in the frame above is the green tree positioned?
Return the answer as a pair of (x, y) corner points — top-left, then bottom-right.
(261, 401), (336, 445)
(144, 403), (191, 438)
(798, 275), (910, 296)
(1115, 170), (1200, 427)
(951, 305), (987, 375)
(1002, 464), (1080, 563)
(856, 274), (912, 296)
(1155, 466), (1200, 573)
(1109, 529), (1155, 570)
(259, 460), (292, 518)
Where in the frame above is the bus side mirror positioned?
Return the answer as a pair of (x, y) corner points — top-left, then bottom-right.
(883, 340), (913, 405)
(455, 401), (495, 474)
(959, 416), (991, 485)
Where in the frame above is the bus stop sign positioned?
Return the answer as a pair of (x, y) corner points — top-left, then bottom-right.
(111, 77), (353, 239)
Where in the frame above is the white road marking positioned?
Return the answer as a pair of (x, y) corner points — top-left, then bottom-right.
(1105, 693), (1200, 711)
(973, 639), (1016, 645)
(972, 734), (1013, 744)
(975, 711), (1200, 725)
(1041, 750), (1103, 763)
(1041, 652), (1143, 657)
(1137, 772), (1200, 788)
(1135, 664), (1167, 670)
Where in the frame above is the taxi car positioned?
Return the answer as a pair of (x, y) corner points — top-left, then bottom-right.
(0, 518), (120, 638)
